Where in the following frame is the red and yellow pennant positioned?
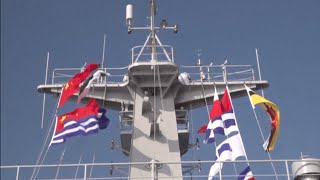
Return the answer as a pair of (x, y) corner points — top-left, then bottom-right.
(245, 85), (280, 152)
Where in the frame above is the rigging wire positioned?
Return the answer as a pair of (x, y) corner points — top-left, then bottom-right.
(200, 80), (210, 118)
(187, 83), (196, 161)
(54, 145), (68, 180)
(31, 98), (60, 179)
(253, 49), (278, 179)
(33, 126), (56, 180)
(155, 64), (174, 177)
(156, 64), (165, 112)
(198, 66), (220, 175)
(186, 76), (202, 176)
(247, 93), (279, 180)
(153, 64), (156, 143)
(89, 154), (96, 178)
(224, 85), (246, 176)
(41, 52), (50, 129)
(207, 80), (241, 177)
(74, 153), (83, 179)
(33, 89), (65, 179)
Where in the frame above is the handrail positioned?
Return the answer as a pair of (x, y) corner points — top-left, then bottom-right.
(49, 64), (256, 85)
(2, 159), (319, 179)
(131, 44), (174, 63)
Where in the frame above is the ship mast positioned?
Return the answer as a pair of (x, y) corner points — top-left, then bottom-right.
(125, 1), (185, 178)
(37, 0), (269, 179)
(150, 0), (157, 62)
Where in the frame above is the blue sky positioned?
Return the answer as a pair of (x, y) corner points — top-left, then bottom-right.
(2, 0), (320, 179)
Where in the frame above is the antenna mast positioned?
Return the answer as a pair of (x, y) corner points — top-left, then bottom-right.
(150, 0), (157, 61)
(126, 0), (178, 62)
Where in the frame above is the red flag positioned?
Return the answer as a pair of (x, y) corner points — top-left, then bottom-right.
(197, 125), (207, 134)
(221, 89), (232, 113)
(56, 98), (99, 133)
(58, 63), (98, 108)
(209, 88), (223, 120)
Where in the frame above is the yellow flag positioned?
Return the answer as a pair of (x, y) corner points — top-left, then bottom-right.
(245, 85), (280, 152)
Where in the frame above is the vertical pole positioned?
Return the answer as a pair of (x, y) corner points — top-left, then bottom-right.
(132, 47), (134, 64)
(41, 52), (50, 128)
(84, 164), (87, 180)
(44, 52), (49, 85)
(285, 160), (291, 180)
(207, 66), (211, 80)
(151, 159), (155, 180)
(255, 48), (262, 81)
(101, 34), (106, 68)
(255, 48), (264, 97)
(150, 0), (156, 61)
(101, 34), (107, 83)
(252, 69), (255, 81)
(15, 166), (20, 180)
(218, 161), (222, 180)
(222, 64), (227, 82)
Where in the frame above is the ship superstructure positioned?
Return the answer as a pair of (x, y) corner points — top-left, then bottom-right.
(1, 0), (320, 179)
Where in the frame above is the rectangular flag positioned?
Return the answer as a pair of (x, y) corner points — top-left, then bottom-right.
(238, 166), (255, 180)
(204, 87), (224, 144)
(51, 98), (100, 145)
(58, 63), (99, 108)
(221, 89), (239, 136)
(245, 85), (280, 152)
(208, 134), (246, 180)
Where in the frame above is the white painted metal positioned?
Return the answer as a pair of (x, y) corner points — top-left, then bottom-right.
(2, 159), (320, 179)
(292, 158), (320, 180)
(126, 4), (133, 24)
(41, 52), (49, 129)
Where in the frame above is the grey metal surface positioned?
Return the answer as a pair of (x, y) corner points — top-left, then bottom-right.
(292, 158), (320, 180)
(128, 86), (183, 179)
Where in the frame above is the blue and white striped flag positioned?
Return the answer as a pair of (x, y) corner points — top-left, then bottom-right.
(208, 134), (246, 180)
(221, 88), (239, 136)
(205, 88), (224, 143)
(238, 166), (255, 180)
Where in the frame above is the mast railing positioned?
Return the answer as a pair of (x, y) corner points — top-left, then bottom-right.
(131, 45), (174, 63)
(180, 64), (255, 82)
(2, 159), (319, 179)
(51, 67), (129, 85)
(49, 64), (255, 86)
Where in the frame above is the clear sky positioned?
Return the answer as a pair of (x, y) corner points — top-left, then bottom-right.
(1, 0), (320, 179)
